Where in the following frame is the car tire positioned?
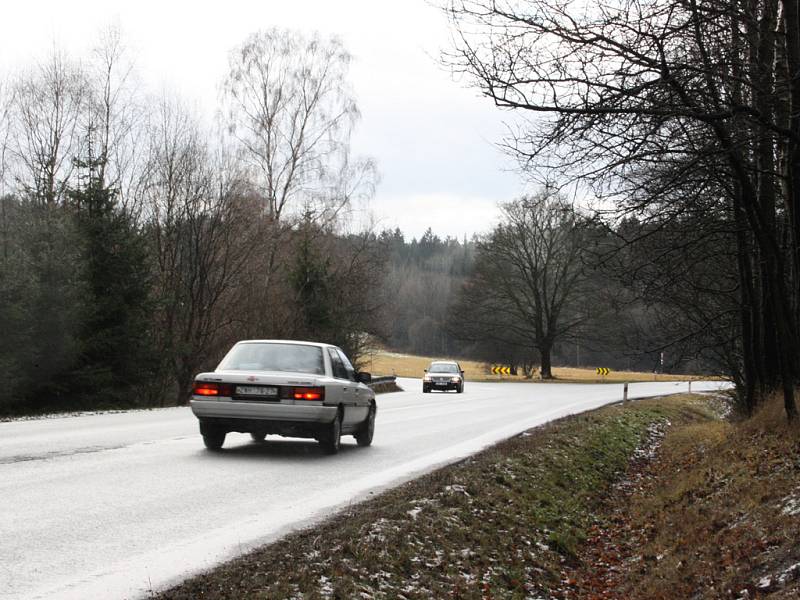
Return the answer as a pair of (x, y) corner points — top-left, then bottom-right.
(203, 430), (226, 451)
(422, 385), (430, 393)
(355, 403), (376, 447)
(457, 383), (464, 393)
(320, 410), (342, 454)
(250, 432), (266, 442)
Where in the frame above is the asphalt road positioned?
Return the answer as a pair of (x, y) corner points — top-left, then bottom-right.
(0, 378), (729, 599)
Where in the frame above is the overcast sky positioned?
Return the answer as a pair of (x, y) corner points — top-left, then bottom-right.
(0, 1), (526, 239)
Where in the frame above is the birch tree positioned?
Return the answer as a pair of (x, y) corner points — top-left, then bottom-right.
(223, 29), (372, 221)
(7, 49), (86, 205)
(86, 26), (145, 219)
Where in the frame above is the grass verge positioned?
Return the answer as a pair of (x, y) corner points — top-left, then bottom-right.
(566, 393), (800, 599)
(157, 395), (713, 599)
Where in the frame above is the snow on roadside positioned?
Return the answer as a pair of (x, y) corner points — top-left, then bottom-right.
(780, 489), (800, 517)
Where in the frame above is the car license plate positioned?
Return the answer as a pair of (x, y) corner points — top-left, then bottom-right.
(435, 382), (448, 386)
(236, 385), (278, 397)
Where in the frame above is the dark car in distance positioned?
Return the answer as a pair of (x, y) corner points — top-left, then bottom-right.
(422, 361), (465, 393)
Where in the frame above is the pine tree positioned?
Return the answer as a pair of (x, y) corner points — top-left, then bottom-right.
(290, 224), (332, 338)
(66, 146), (155, 407)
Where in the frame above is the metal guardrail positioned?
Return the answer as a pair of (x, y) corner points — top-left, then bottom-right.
(368, 375), (397, 387)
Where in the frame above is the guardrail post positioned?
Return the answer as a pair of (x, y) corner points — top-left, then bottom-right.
(688, 380), (692, 394)
(623, 382), (629, 403)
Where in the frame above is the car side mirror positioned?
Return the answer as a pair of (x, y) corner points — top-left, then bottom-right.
(357, 371), (372, 384)
(461, 370), (465, 375)
(424, 369), (427, 372)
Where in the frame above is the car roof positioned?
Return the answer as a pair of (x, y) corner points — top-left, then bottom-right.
(429, 360), (459, 365)
(235, 340), (333, 348)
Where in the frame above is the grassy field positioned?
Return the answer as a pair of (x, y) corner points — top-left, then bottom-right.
(362, 349), (701, 383)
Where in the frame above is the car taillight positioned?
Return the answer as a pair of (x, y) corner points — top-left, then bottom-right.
(291, 386), (325, 401)
(192, 382), (234, 397)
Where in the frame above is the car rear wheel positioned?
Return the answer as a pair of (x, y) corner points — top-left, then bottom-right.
(320, 410), (342, 454)
(203, 430), (226, 451)
(250, 432), (266, 442)
(355, 403), (376, 447)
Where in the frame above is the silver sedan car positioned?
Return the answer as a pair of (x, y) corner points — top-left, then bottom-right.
(189, 340), (376, 454)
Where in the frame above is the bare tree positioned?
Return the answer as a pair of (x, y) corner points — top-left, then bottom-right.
(223, 29), (372, 220)
(222, 29), (377, 324)
(86, 26), (145, 219)
(453, 190), (587, 378)
(0, 78), (9, 177)
(0, 79), (11, 262)
(444, 0), (799, 418)
(141, 96), (258, 403)
(7, 48), (86, 205)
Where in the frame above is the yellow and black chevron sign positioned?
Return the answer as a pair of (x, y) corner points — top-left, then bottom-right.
(596, 367), (610, 376)
(491, 366), (511, 375)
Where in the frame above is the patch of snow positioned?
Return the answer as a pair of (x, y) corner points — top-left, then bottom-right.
(778, 562), (800, 585)
(318, 575), (334, 596)
(406, 497), (438, 520)
(366, 517), (397, 543)
(780, 490), (800, 516)
(0, 406), (181, 423)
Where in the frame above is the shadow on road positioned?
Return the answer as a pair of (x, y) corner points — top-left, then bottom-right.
(194, 437), (363, 461)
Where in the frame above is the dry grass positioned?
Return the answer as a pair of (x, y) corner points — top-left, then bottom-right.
(567, 392), (800, 599)
(363, 349), (701, 383)
(362, 351), (488, 380)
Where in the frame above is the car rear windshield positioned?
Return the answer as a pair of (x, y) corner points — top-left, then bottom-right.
(218, 343), (325, 375)
(429, 363), (459, 373)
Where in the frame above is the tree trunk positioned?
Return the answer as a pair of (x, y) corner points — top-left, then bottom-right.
(540, 345), (553, 379)
(756, 0), (782, 390)
(782, 0), (800, 319)
(771, 286), (800, 421)
(710, 118), (798, 421)
(734, 189), (759, 414)
(175, 357), (195, 406)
